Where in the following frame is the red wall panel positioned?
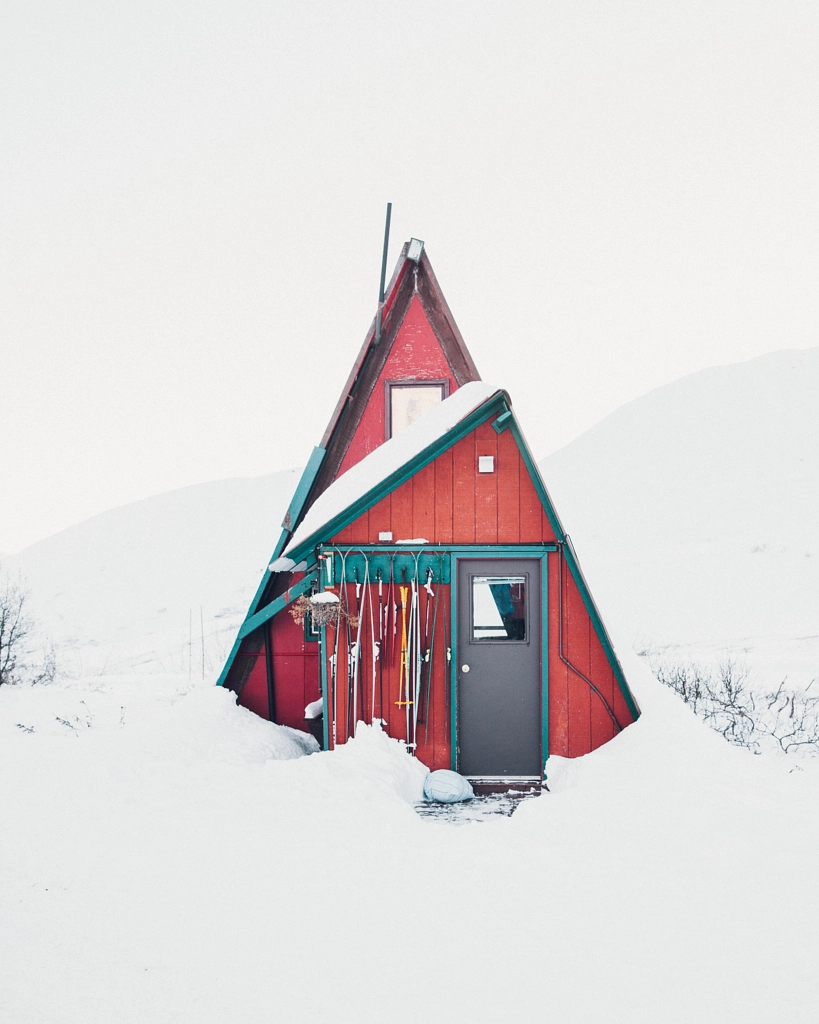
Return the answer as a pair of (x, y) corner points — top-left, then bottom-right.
(338, 295), (460, 476)
(241, 426), (636, 763)
(335, 424), (557, 548)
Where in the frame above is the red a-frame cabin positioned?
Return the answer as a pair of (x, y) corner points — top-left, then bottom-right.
(218, 240), (638, 785)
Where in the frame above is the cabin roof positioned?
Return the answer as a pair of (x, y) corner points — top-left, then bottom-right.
(284, 381), (502, 556)
(303, 244), (481, 513)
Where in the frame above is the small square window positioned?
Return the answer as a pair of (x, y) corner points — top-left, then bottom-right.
(386, 380), (449, 439)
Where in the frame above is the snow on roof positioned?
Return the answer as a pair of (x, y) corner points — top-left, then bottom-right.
(285, 380), (502, 555)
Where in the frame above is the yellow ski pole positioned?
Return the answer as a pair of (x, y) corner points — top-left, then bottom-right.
(396, 585), (410, 718)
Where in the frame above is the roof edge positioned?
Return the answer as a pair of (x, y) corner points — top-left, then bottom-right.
(285, 389), (510, 561)
(320, 243), (411, 449)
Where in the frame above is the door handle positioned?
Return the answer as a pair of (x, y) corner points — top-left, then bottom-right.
(461, 664), (470, 673)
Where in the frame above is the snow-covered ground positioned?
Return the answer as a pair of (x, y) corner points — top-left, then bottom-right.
(1, 658), (817, 1023)
(2, 348), (817, 1021)
(4, 470), (301, 677)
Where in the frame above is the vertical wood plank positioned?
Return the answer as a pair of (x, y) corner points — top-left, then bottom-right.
(496, 429), (520, 544)
(367, 494), (391, 543)
(519, 464), (543, 542)
(565, 565), (592, 757)
(451, 433), (476, 543)
(474, 421), (498, 544)
(590, 625), (617, 748)
(389, 478), (414, 542)
(333, 518), (361, 545)
(434, 448), (454, 545)
(412, 463), (435, 540)
(547, 552), (569, 757)
(541, 506), (558, 543)
(430, 591), (449, 769)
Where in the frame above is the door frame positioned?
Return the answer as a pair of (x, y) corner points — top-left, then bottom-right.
(450, 547), (552, 779)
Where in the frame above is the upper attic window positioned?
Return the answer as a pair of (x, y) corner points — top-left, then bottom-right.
(386, 379), (449, 439)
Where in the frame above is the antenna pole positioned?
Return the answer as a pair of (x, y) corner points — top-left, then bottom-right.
(375, 202), (392, 344)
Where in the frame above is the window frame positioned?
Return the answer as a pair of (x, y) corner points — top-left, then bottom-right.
(469, 572), (530, 645)
(384, 378), (450, 441)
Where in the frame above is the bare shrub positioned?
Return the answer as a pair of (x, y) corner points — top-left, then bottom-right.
(0, 569), (56, 686)
(649, 656), (819, 756)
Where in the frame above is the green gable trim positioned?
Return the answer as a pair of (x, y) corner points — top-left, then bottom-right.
(281, 446), (326, 531)
(285, 392), (510, 564)
(215, 568), (318, 687)
(506, 418), (640, 722)
(237, 569), (318, 641)
(508, 419), (566, 543)
(561, 538), (640, 722)
(491, 409), (513, 434)
(540, 552), (550, 773)
(216, 448), (327, 687)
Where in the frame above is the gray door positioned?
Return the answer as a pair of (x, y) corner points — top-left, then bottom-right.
(457, 558), (541, 777)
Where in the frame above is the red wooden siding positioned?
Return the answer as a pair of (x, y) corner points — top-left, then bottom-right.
(546, 549), (631, 758)
(232, 641), (268, 720)
(236, 425), (634, 763)
(334, 424), (558, 546)
(330, 428), (633, 761)
(337, 295), (460, 476)
(235, 575), (320, 734)
(323, 582), (452, 770)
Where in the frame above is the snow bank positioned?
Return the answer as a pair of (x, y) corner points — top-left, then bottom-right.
(2, 665), (818, 1023)
(1, 666), (818, 1023)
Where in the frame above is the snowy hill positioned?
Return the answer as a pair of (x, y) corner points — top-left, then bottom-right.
(3, 352), (819, 1023)
(7, 348), (817, 684)
(540, 347), (818, 684)
(5, 470), (300, 676)
(2, 658), (818, 1023)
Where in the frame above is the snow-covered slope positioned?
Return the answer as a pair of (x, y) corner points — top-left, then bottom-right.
(1, 660), (818, 1023)
(8, 348), (816, 684)
(540, 347), (818, 683)
(5, 471), (300, 676)
(3, 354), (819, 1022)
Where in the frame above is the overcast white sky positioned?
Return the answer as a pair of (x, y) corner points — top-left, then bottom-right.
(2, 1), (817, 555)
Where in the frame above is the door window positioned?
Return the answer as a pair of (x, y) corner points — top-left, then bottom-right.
(471, 576), (526, 642)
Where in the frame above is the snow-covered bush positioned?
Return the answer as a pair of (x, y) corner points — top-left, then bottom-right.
(648, 656), (819, 756)
(0, 569), (56, 686)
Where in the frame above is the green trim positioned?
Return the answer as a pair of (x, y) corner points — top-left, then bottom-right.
(321, 549), (451, 585)
(449, 553), (458, 771)
(540, 553), (550, 775)
(285, 393), (510, 563)
(445, 546), (554, 556)
(237, 570), (317, 641)
(508, 418), (640, 723)
(562, 538), (640, 722)
(215, 448), (326, 687)
(320, 625), (329, 751)
(323, 544), (558, 554)
(491, 409), (513, 434)
(509, 419), (566, 543)
(281, 446), (326, 531)
(315, 545), (560, 584)
(216, 536), (291, 687)
(451, 550), (551, 776)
